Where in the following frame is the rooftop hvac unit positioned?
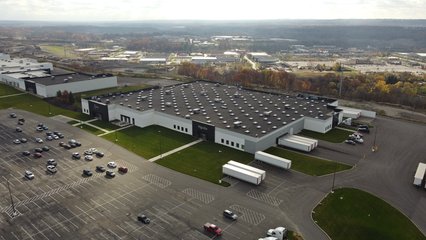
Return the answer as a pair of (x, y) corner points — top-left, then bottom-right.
(264, 111), (272, 116)
(234, 121), (242, 128)
(193, 108), (200, 114)
(165, 102), (172, 107)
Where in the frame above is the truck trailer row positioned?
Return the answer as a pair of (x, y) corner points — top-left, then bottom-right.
(278, 135), (318, 152)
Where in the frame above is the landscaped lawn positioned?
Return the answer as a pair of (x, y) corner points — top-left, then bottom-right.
(265, 147), (351, 176)
(76, 124), (105, 135)
(90, 120), (121, 131)
(40, 45), (79, 59)
(0, 83), (22, 96)
(300, 128), (353, 143)
(0, 93), (91, 120)
(313, 188), (426, 240)
(102, 125), (196, 159)
(156, 141), (254, 186)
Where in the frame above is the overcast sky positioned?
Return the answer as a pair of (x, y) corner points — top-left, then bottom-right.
(0, 0), (425, 21)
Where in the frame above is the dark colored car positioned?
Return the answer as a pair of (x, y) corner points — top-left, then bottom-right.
(96, 166), (106, 172)
(10, 113), (17, 118)
(42, 146), (50, 152)
(358, 125), (369, 129)
(33, 153), (42, 158)
(95, 152), (104, 158)
(16, 127), (22, 132)
(106, 170), (115, 178)
(83, 169), (93, 176)
(22, 151), (31, 156)
(34, 148), (43, 153)
(118, 166), (128, 173)
(357, 127), (370, 133)
(63, 144), (71, 149)
(72, 152), (81, 159)
(20, 138), (28, 143)
(18, 118), (25, 123)
(137, 214), (150, 224)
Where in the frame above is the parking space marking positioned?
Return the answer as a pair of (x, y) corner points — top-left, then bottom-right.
(66, 208), (87, 224)
(74, 205), (96, 221)
(41, 219), (61, 237)
(182, 188), (215, 204)
(107, 229), (122, 240)
(29, 224), (49, 240)
(246, 189), (283, 206)
(115, 224), (128, 234)
(142, 174), (172, 188)
(229, 204), (266, 226)
(58, 212), (79, 229)
(48, 215), (70, 232)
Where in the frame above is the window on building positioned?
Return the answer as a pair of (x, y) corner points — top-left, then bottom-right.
(185, 128), (188, 132)
(226, 140), (229, 145)
(236, 143), (239, 148)
(231, 142), (234, 147)
(177, 126), (180, 130)
(174, 124), (176, 129)
(242, 145), (244, 149)
(221, 139), (224, 143)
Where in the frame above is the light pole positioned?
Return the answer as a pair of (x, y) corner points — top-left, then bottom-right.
(372, 125), (378, 152)
(6, 178), (17, 217)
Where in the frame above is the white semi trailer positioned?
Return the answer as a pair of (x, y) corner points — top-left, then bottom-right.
(278, 138), (313, 152)
(255, 151), (291, 170)
(227, 160), (266, 180)
(414, 162), (426, 187)
(289, 135), (318, 147)
(222, 164), (262, 185)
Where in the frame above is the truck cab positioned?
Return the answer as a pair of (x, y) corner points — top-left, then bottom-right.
(203, 222), (223, 236)
(266, 227), (287, 240)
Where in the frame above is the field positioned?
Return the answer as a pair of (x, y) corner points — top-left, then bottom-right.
(102, 125), (196, 159)
(265, 147), (351, 176)
(300, 128), (353, 143)
(74, 123), (104, 135)
(156, 141), (254, 186)
(313, 188), (426, 240)
(40, 45), (79, 59)
(89, 120), (121, 131)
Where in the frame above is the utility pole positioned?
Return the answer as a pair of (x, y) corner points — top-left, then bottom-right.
(372, 126), (378, 152)
(6, 178), (17, 217)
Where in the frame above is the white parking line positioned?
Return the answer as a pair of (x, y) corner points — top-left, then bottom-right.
(30, 223), (49, 240)
(11, 232), (20, 240)
(107, 229), (122, 240)
(115, 225), (128, 234)
(41, 219), (60, 237)
(90, 199), (111, 213)
(75, 205), (96, 221)
(2, 176), (13, 187)
(48, 215), (70, 233)
(11, 175), (23, 185)
(58, 212), (78, 229)
(66, 208), (87, 224)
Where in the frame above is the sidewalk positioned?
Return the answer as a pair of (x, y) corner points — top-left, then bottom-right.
(148, 139), (203, 162)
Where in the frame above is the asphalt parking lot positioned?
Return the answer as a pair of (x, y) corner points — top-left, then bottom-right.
(0, 109), (425, 240)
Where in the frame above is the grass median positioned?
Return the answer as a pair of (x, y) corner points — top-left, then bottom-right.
(265, 147), (351, 176)
(300, 128), (353, 143)
(102, 125), (196, 159)
(313, 188), (426, 240)
(156, 141), (253, 186)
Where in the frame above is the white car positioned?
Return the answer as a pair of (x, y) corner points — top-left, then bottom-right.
(46, 165), (57, 173)
(25, 170), (34, 180)
(107, 162), (117, 168)
(35, 137), (44, 143)
(84, 155), (93, 161)
(13, 139), (21, 144)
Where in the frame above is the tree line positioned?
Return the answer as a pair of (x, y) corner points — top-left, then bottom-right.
(178, 62), (426, 110)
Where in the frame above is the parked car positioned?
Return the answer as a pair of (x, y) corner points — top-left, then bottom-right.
(84, 155), (93, 161)
(137, 214), (150, 224)
(203, 223), (222, 236)
(42, 146), (50, 151)
(107, 162), (117, 168)
(46, 136), (53, 141)
(46, 131), (53, 136)
(20, 138), (27, 143)
(22, 151), (31, 156)
(53, 135), (59, 140)
(118, 166), (128, 173)
(10, 113), (17, 118)
(96, 166), (106, 172)
(358, 127), (370, 133)
(358, 125), (369, 129)
(106, 170), (115, 178)
(83, 169), (93, 176)
(34, 148), (43, 153)
(59, 142), (65, 147)
(46, 165), (57, 173)
(84, 150), (93, 155)
(15, 127), (22, 132)
(223, 209), (238, 220)
(36, 127), (44, 132)
(24, 170), (34, 179)
(13, 139), (21, 144)
(63, 144), (71, 149)
(18, 118), (25, 123)
(345, 139), (356, 145)
(72, 152), (81, 159)
(47, 159), (57, 166)
(33, 153), (42, 158)
(96, 152), (104, 157)
(17, 120), (24, 125)
(35, 137), (43, 143)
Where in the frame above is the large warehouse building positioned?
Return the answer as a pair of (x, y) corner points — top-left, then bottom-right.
(0, 54), (117, 98)
(82, 81), (345, 153)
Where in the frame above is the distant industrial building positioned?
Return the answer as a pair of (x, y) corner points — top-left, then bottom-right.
(0, 54), (117, 98)
(82, 81), (346, 153)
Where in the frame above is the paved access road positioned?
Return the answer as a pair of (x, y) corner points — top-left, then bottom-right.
(0, 109), (425, 240)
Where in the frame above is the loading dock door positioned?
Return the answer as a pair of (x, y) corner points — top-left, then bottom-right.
(192, 121), (215, 141)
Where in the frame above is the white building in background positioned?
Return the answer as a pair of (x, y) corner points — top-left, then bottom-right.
(82, 81), (347, 153)
(0, 53), (117, 98)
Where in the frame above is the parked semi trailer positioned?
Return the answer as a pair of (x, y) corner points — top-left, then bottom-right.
(290, 135), (318, 147)
(287, 136), (315, 149)
(278, 138), (313, 152)
(414, 162), (426, 187)
(255, 151), (291, 170)
(223, 164), (262, 185)
(227, 160), (266, 180)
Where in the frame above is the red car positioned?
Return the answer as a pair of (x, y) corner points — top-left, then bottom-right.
(33, 153), (42, 158)
(118, 166), (128, 173)
(203, 223), (222, 236)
